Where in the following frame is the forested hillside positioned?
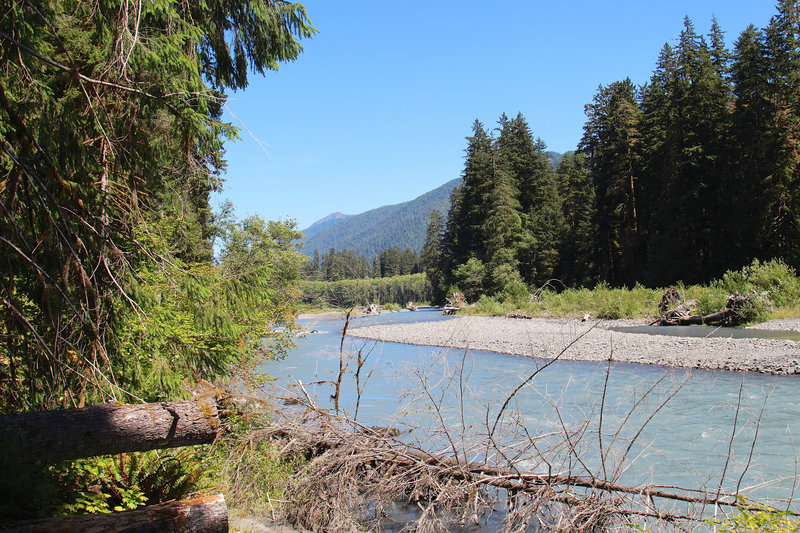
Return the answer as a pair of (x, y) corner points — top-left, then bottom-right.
(302, 177), (460, 260)
(425, 4), (800, 302)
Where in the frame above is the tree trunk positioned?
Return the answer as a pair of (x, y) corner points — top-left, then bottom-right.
(0, 399), (220, 463)
(0, 494), (227, 533)
(675, 309), (732, 325)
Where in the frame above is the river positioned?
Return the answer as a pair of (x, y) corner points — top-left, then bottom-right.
(260, 309), (800, 523)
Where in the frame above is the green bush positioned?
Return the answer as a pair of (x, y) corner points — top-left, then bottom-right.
(473, 295), (505, 316)
(53, 449), (207, 516)
(721, 259), (800, 308)
(301, 274), (432, 308)
(694, 286), (728, 316)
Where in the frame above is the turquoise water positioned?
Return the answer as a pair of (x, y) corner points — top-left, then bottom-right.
(611, 324), (800, 341)
(261, 309), (800, 515)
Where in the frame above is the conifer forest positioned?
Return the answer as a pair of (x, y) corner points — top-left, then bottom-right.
(426, 6), (800, 303)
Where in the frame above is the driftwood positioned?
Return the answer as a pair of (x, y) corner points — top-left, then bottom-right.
(0, 494), (228, 533)
(443, 291), (467, 315)
(258, 389), (795, 532)
(0, 399), (220, 463)
(658, 287), (683, 313)
(505, 311), (533, 319)
(654, 293), (756, 327)
(360, 303), (381, 316)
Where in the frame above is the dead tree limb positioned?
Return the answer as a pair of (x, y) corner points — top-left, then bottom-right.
(0, 494), (227, 533)
(0, 399), (220, 463)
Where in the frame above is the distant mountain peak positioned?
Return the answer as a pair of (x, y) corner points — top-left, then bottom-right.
(302, 212), (352, 239)
(310, 212), (350, 227)
(301, 178), (461, 260)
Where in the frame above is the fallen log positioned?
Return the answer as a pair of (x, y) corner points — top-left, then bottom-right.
(0, 494), (227, 533)
(653, 293), (759, 327)
(0, 399), (220, 463)
(673, 309), (732, 326)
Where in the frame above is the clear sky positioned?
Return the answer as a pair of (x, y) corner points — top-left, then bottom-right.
(216, 1), (777, 231)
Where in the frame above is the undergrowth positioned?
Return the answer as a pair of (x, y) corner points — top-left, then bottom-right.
(462, 259), (800, 323)
(0, 447), (209, 520)
(208, 410), (309, 518)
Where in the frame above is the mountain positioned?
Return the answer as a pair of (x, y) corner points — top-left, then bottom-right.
(545, 151), (565, 169)
(301, 178), (460, 260)
(302, 212), (351, 239)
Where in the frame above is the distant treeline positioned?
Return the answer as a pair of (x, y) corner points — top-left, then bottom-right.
(424, 5), (800, 303)
(302, 274), (431, 308)
(304, 247), (422, 282)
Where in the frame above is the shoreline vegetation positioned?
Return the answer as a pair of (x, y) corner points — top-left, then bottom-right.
(347, 315), (800, 375)
(301, 260), (800, 375)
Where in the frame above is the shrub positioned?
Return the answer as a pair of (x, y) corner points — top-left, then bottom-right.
(473, 295), (504, 316)
(721, 259), (800, 308)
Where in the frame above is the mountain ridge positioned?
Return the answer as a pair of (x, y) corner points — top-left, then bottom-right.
(301, 178), (460, 260)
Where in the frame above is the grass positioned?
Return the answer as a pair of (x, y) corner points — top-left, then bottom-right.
(461, 259), (800, 324)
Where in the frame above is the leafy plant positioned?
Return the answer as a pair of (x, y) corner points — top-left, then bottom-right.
(52, 449), (208, 515)
(708, 499), (800, 532)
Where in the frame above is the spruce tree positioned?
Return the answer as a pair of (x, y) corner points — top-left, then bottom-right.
(556, 152), (597, 287)
(580, 79), (644, 286)
(762, 0), (800, 266)
(422, 209), (445, 302)
(497, 113), (562, 285)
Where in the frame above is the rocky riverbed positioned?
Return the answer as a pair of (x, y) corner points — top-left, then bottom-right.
(348, 316), (800, 375)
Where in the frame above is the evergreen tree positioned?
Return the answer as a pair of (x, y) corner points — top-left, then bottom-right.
(556, 152), (597, 287)
(581, 79), (644, 286)
(640, 18), (734, 284)
(0, 0), (315, 410)
(484, 152), (524, 293)
(422, 209), (445, 302)
(729, 25), (775, 267)
(761, 0), (800, 266)
(447, 120), (495, 268)
(496, 113), (562, 285)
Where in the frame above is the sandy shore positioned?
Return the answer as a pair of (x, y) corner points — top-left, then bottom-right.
(348, 316), (800, 375)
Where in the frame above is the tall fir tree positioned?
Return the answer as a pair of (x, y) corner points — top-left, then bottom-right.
(640, 18), (734, 284)
(497, 113), (562, 285)
(580, 79), (644, 286)
(762, 0), (800, 266)
(422, 208), (445, 303)
(556, 152), (598, 287)
(730, 25), (776, 267)
(446, 120), (495, 270)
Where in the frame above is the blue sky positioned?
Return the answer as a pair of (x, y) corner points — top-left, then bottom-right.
(216, 1), (776, 230)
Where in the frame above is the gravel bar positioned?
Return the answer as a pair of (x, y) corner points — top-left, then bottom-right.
(348, 316), (800, 375)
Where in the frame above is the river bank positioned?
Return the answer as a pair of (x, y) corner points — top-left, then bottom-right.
(347, 316), (800, 375)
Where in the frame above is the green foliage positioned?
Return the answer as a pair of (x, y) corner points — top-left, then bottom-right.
(694, 286), (729, 316)
(52, 450), (206, 516)
(453, 260), (800, 322)
(0, 0), (314, 411)
(708, 499), (800, 532)
(0, 448), (208, 520)
(452, 258), (487, 303)
(472, 295), (505, 316)
(302, 273), (432, 308)
(208, 413), (309, 515)
(720, 259), (800, 308)
(422, 208), (445, 303)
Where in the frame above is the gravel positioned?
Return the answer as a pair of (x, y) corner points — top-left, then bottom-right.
(348, 316), (800, 375)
